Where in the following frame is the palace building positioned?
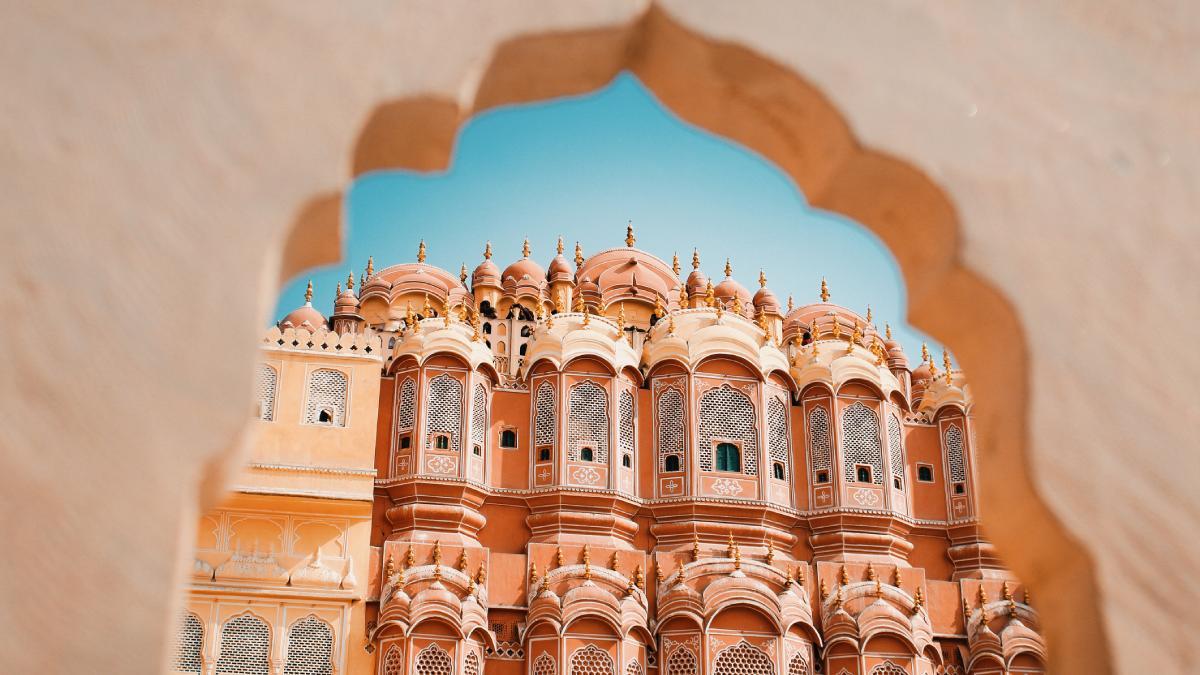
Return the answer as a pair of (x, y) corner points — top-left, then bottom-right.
(173, 226), (1045, 675)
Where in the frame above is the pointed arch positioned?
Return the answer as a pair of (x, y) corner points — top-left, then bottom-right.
(415, 643), (455, 675)
(172, 611), (204, 674)
(569, 644), (615, 675)
(567, 380), (609, 463)
(712, 640), (772, 675)
(841, 401), (882, 484)
(425, 373), (464, 452)
(283, 615), (334, 675)
(698, 384), (758, 475)
(215, 612), (271, 675)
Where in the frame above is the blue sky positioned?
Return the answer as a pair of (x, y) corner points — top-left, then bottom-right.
(275, 72), (939, 362)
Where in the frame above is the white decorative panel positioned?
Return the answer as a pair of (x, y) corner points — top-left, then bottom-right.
(304, 369), (347, 426)
(767, 395), (789, 478)
(841, 402), (883, 484)
(808, 406), (831, 473)
(425, 374), (463, 452)
(567, 381), (609, 463)
(397, 378), (416, 430)
(534, 382), (556, 447)
(570, 645), (615, 675)
(945, 423), (967, 483)
(657, 388), (685, 471)
(256, 365), (277, 422)
(698, 385), (758, 475)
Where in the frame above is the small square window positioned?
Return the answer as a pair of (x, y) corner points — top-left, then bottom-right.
(773, 462), (786, 480)
(664, 455), (681, 473)
(399, 436), (411, 450)
(954, 482), (966, 495)
(893, 476), (902, 489)
(434, 434), (450, 450)
(538, 447), (551, 462)
(917, 464), (934, 482)
(855, 465), (873, 483)
(815, 470), (830, 484)
(473, 445), (482, 457)
(580, 447), (595, 462)
(499, 429), (518, 449)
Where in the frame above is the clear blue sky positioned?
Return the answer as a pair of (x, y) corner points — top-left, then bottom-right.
(275, 72), (939, 362)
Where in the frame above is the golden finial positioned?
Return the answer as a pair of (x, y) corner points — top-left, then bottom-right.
(417, 240), (427, 263)
(820, 579), (829, 601)
(444, 297), (453, 327)
(616, 305), (626, 333)
(554, 546), (564, 568)
(625, 221), (636, 247)
(866, 561), (877, 581)
(460, 263), (468, 284)
(654, 561), (664, 584)
(732, 542), (742, 571)
(943, 348), (953, 383)
(467, 573), (477, 595)
(667, 313), (676, 334)
(574, 242), (584, 267)
(557, 236), (564, 255)
(676, 560), (687, 584)
(582, 309), (591, 326)
(765, 539), (775, 565)
(679, 284), (689, 307)
(732, 295), (743, 316)
(582, 543), (592, 580)
(787, 295), (794, 313)
(335, 282), (342, 298)
(1002, 581), (1013, 601)
(727, 531), (736, 556)
(797, 565), (806, 586)
(963, 597), (971, 620)
(546, 310), (554, 329)
(912, 586), (925, 615)
(384, 554), (395, 582)
(820, 277), (830, 303)
(610, 552), (620, 572)
(483, 241), (493, 260)
(692, 534), (701, 561)
(692, 248), (700, 270)
(521, 238), (531, 258)
(894, 567), (903, 588)
(422, 294), (432, 318)
(921, 342), (930, 364)
(839, 565), (849, 586)
(405, 303), (419, 334)
(872, 341), (887, 366)
(851, 320), (863, 346)
(529, 561), (538, 584)
(759, 270), (767, 288)
(885, 323), (893, 340)
(304, 280), (313, 303)
(431, 541), (442, 565)
(785, 565), (794, 584)
(555, 291), (566, 313)
(360, 272), (366, 289)
(476, 563), (487, 585)
(535, 302), (545, 323)
(1008, 597), (1018, 618)
(365, 256), (375, 278)
(672, 252), (681, 276)
(977, 583), (988, 606)
(635, 564), (645, 589)
(405, 545), (416, 569)
(715, 301), (723, 320)
(831, 317), (842, 339)
(574, 291), (585, 313)
(875, 578), (884, 598)
(471, 312), (482, 342)
(1024, 587), (1032, 607)
(346, 271), (355, 291)
(866, 305), (873, 324)
(540, 571), (550, 593)
(626, 572), (636, 596)
(458, 550), (469, 573)
(705, 281), (715, 308)
(724, 258), (733, 278)
(833, 585), (843, 611)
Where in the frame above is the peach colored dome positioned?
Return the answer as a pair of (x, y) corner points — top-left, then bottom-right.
(576, 247), (676, 307)
(366, 263), (464, 305)
(502, 257), (545, 284)
(548, 253), (573, 280)
(472, 258), (501, 288)
(714, 277), (751, 302)
(686, 268), (709, 296)
(279, 304), (326, 330)
(752, 286), (781, 313)
(333, 290), (360, 314)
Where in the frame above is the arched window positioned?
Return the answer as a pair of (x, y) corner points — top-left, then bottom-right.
(567, 380), (609, 463)
(622, 454), (632, 468)
(415, 643), (454, 675)
(535, 382), (556, 446)
(383, 645), (404, 675)
(870, 662), (908, 675)
(580, 446), (595, 462)
(945, 423), (967, 484)
(917, 465), (934, 482)
(665, 646), (697, 675)
(841, 402), (883, 485)
(787, 651), (810, 675)
(500, 429), (517, 448)
(255, 364), (277, 422)
(712, 641), (771, 675)
(767, 395), (789, 480)
(172, 612), (203, 674)
(397, 378), (417, 431)
(215, 613), (271, 675)
(305, 369), (348, 426)
(521, 325), (533, 338)
(482, 322), (492, 334)
(657, 387), (685, 472)
(570, 645), (615, 675)
(538, 448), (551, 462)
(533, 653), (556, 675)
(471, 383), (488, 458)
(888, 412), (905, 490)
(618, 390), (635, 470)
(480, 300), (496, 319)
(698, 384), (758, 475)
(464, 651), (480, 675)
(425, 374), (463, 452)
(519, 343), (527, 356)
(283, 615), (333, 675)
(626, 661), (643, 675)
(715, 442), (741, 472)
(808, 406), (832, 479)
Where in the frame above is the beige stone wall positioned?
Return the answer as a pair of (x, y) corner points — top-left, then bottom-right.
(1, 2), (1196, 673)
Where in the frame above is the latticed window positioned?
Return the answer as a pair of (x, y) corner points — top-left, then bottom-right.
(657, 388), (685, 472)
(625, 660), (643, 675)
(464, 650), (480, 675)
(415, 643), (454, 675)
(383, 646), (404, 675)
(698, 385), (758, 475)
(665, 646), (697, 675)
(471, 383), (488, 451)
(215, 613), (271, 675)
(397, 378), (417, 430)
(283, 615), (333, 675)
(618, 390), (635, 468)
(256, 365), (277, 422)
(570, 645), (615, 675)
(533, 653), (556, 675)
(887, 413), (905, 489)
(869, 662), (908, 675)
(945, 423), (967, 483)
(567, 381), (609, 463)
(534, 382), (556, 449)
(304, 369), (348, 427)
(841, 402), (883, 485)
(768, 396), (789, 480)
(787, 652), (809, 675)
(808, 406), (831, 474)
(172, 612), (204, 673)
(425, 374), (463, 452)
(712, 641), (772, 675)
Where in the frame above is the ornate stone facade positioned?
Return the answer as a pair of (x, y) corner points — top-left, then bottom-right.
(174, 229), (1044, 675)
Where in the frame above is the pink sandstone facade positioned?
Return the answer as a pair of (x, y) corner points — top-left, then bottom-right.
(174, 227), (1045, 675)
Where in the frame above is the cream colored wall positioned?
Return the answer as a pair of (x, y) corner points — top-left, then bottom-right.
(1, 2), (1196, 673)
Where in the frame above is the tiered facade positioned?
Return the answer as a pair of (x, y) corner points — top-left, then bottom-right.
(174, 227), (1046, 675)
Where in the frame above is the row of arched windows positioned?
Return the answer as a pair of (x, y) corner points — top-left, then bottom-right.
(255, 365), (349, 427)
(172, 611), (334, 675)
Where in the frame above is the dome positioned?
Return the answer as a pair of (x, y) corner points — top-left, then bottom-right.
(279, 282), (327, 330)
(472, 242), (502, 289)
(752, 271), (781, 314)
(333, 281), (360, 315)
(548, 237), (574, 282)
(685, 249), (708, 296)
(502, 239), (546, 285)
(576, 245), (675, 309)
(713, 260), (752, 314)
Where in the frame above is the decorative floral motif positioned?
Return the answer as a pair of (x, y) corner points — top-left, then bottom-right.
(852, 488), (881, 506)
(571, 466), (601, 485)
(711, 478), (744, 496)
(426, 455), (457, 474)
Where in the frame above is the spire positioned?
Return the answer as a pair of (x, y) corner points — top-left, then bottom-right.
(417, 240), (426, 264)
(943, 348), (954, 383)
(692, 248), (700, 270)
(866, 562), (877, 581)
(484, 241), (493, 260)
(758, 270), (767, 288)
(704, 280), (715, 307)
(921, 342), (931, 364)
(692, 533), (701, 561)
(724, 258), (733, 278)
(529, 561), (538, 584)
(346, 271), (354, 291)
(557, 235), (564, 255)
(625, 221), (636, 247)
(839, 564), (849, 586)
(866, 305), (873, 324)
(574, 241), (584, 267)
(820, 277), (830, 303)
(460, 263), (468, 284)
(582, 543), (592, 580)
(422, 294), (432, 318)
(787, 295), (794, 312)
(366, 256), (374, 277)
(554, 546), (564, 568)
(334, 282), (341, 299)
(359, 272), (365, 289)
(672, 252), (681, 276)
(405, 545), (416, 569)
(765, 539), (775, 564)
(885, 322), (893, 340)
(653, 294), (664, 318)
(678, 284), (689, 307)
(667, 313), (676, 334)
(304, 280), (313, 304)
(912, 586), (925, 615)
(522, 238), (530, 258)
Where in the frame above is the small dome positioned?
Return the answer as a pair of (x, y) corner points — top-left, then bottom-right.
(713, 260), (752, 314)
(472, 242), (502, 288)
(279, 303), (326, 331)
(502, 239), (546, 285)
(548, 237), (573, 281)
(334, 289), (360, 315)
(685, 250), (708, 296)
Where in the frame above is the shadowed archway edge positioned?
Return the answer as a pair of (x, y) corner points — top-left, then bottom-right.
(332, 6), (1109, 672)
